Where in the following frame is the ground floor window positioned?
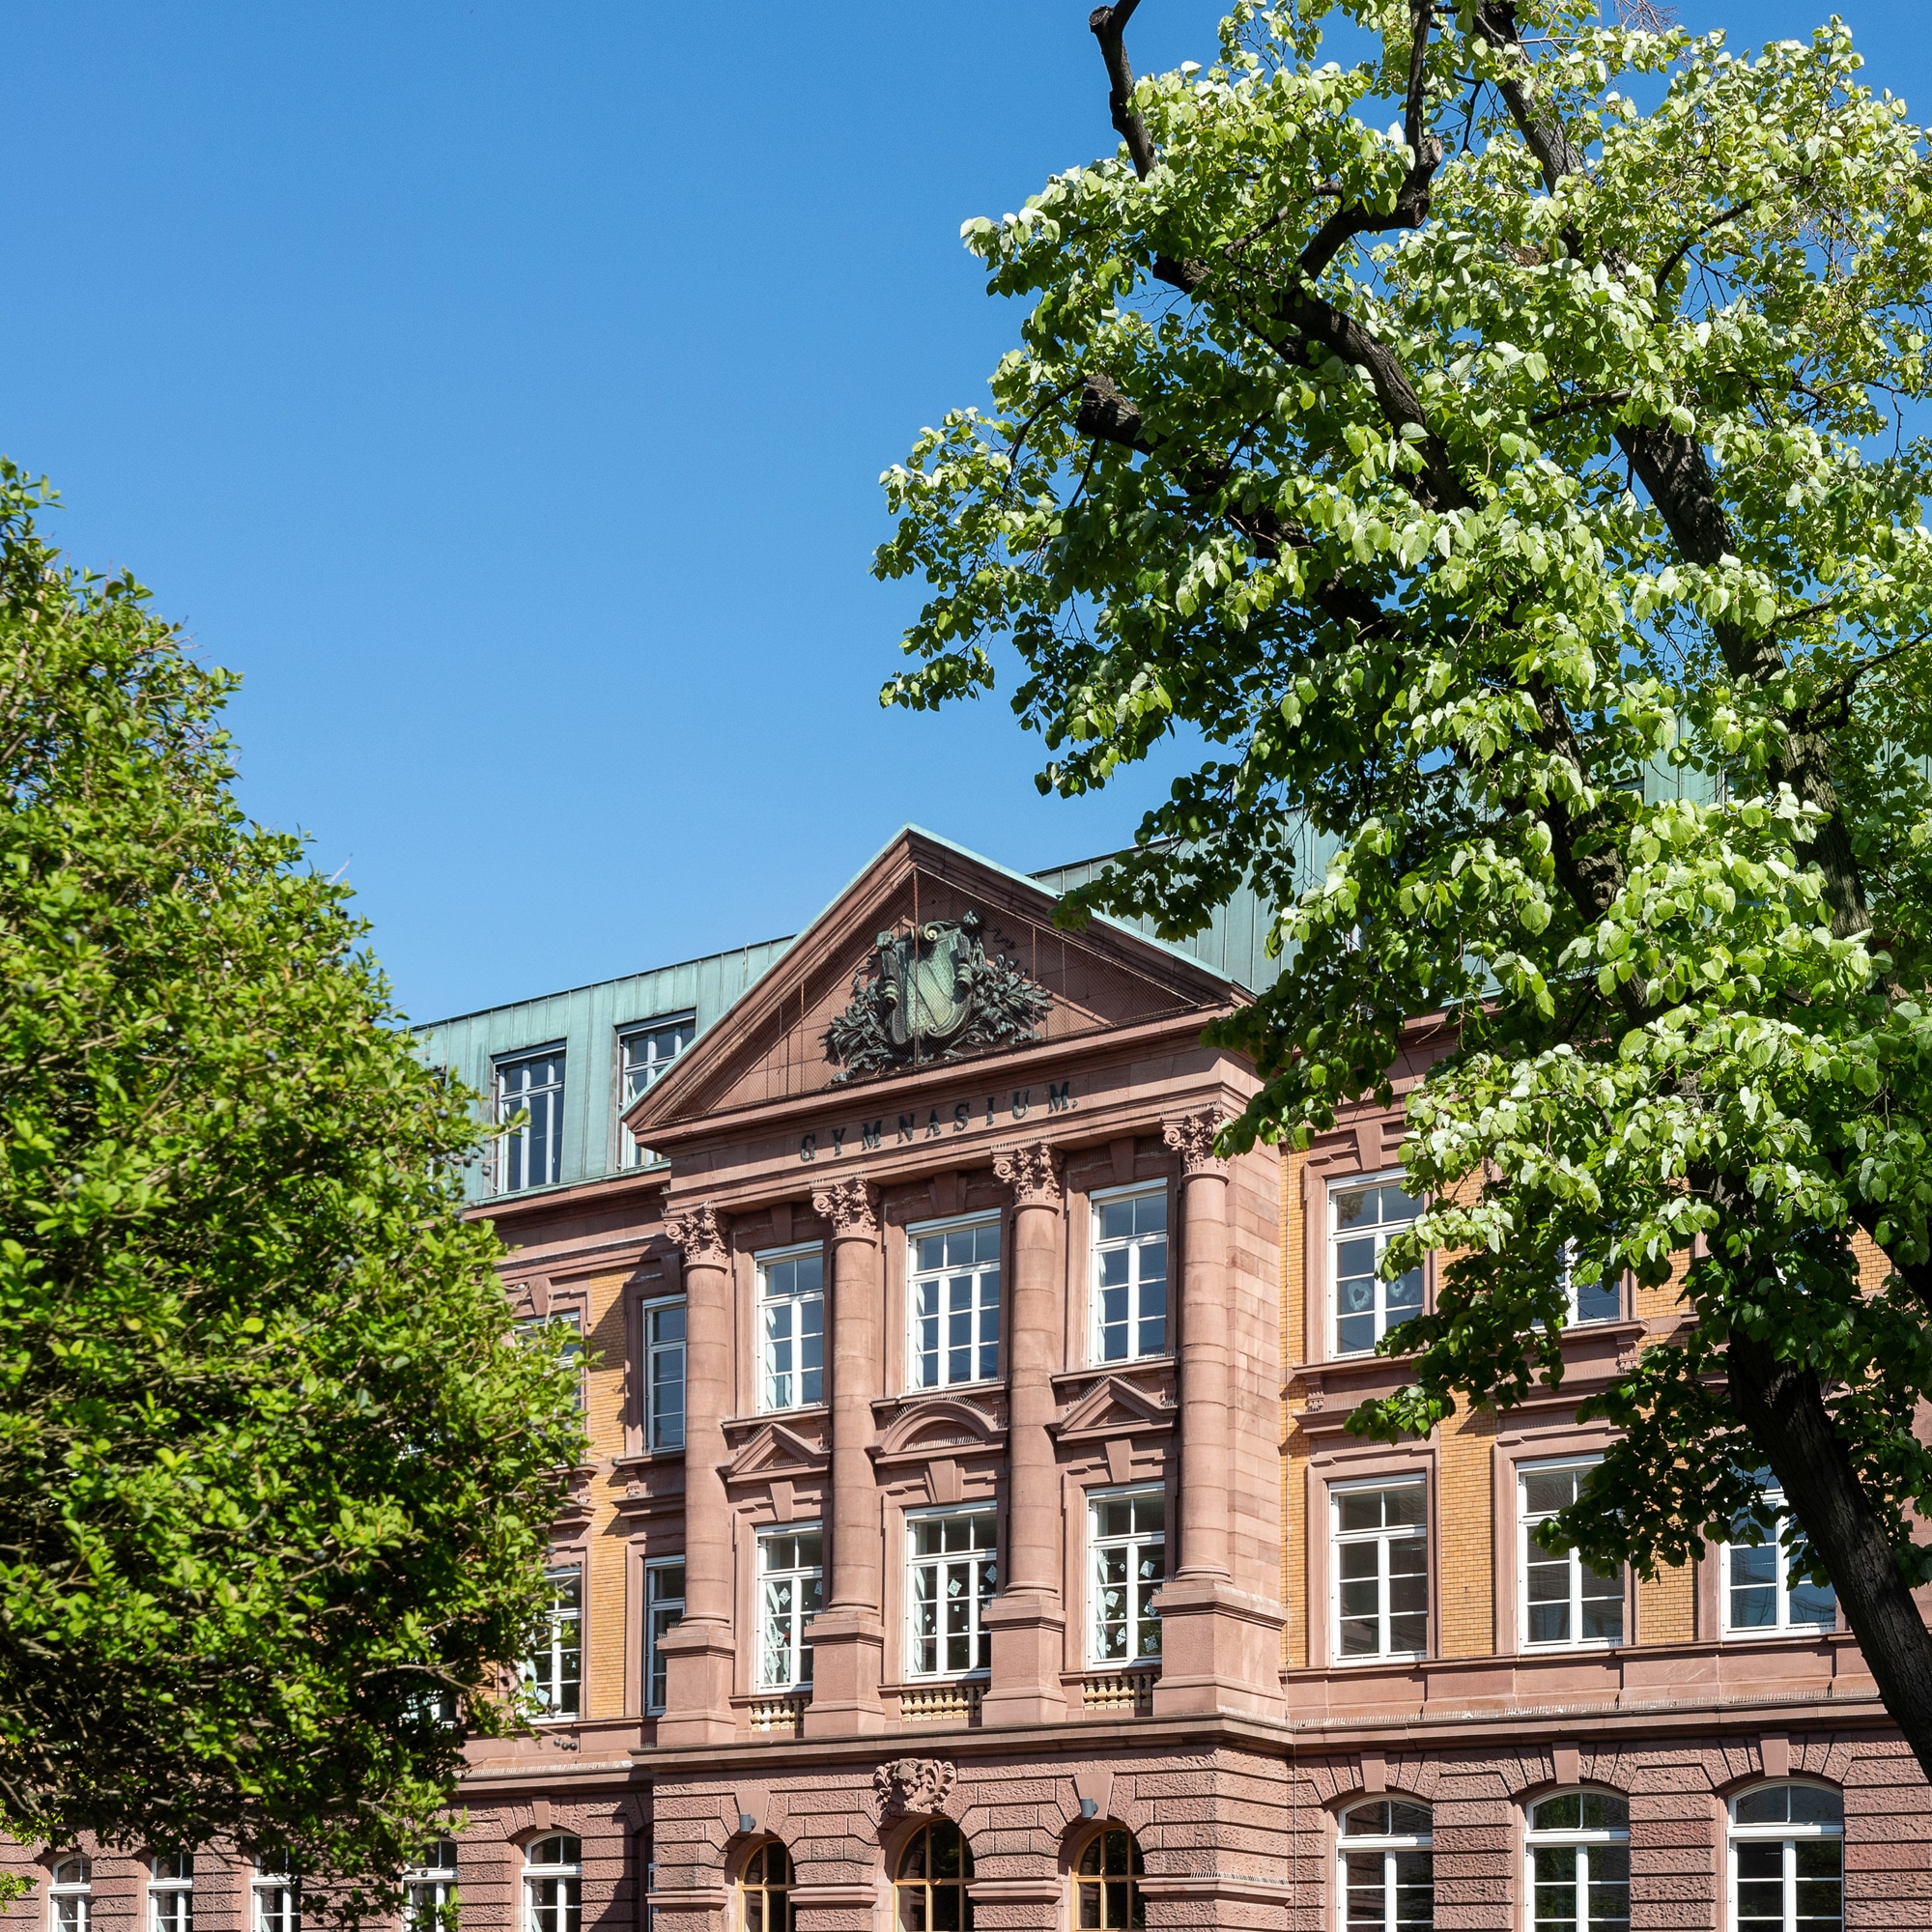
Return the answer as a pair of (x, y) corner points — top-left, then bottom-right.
(1526, 1791), (1629, 1932)
(1336, 1799), (1432, 1931)
(742, 1841), (794, 1932)
(1072, 1825), (1145, 1932)
(1729, 1784), (1842, 1932)
(525, 1834), (582, 1932)
(895, 1820), (974, 1932)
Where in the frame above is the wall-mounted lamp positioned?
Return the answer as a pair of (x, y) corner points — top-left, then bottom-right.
(738, 1814), (757, 1835)
(1079, 1799), (1098, 1819)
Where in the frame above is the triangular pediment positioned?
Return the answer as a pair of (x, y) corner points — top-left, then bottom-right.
(1051, 1374), (1177, 1441)
(725, 1422), (830, 1483)
(628, 827), (1236, 1135)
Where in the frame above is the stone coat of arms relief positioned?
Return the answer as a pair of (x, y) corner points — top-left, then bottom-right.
(824, 910), (1050, 1083)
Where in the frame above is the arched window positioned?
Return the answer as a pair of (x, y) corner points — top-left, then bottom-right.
(405, 1840), (459, 1932)
(48, 1858), (91, 1932)
(895, 1820), (974, 1932)
(525, 1835), (582, 1932)
(741, 1842), (794, 1932)
(1335, 1800), (1432, 1932)
(1072, 1825), (1144, 1932)
(1525, 1791), (1629, 1932)
(1728, 1783), (1842, 1932)
(251, 1861), (298, 1932)
(149, 1855), (193, 1932)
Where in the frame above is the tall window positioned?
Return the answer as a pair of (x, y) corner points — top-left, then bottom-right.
(757, 1526), (822, 1690)
(741, 1843), (793, 1932)
(1519, 1462), (1624, 1649)
(251, 1865), (298, 1932)
(48, 1859), (91, 1932)
(642, 1298), (687, 1450)
(1090, 1489), (1165, 1664)
(644, 1557), (685, 1713)
(525, 1836), (582, 1932)
(1332, 1482), (1429, 1662)
(758, 1251), (824, 1412)
(908, 1222), (1002, 1389)
(497, 1048), (566, 1192)
(895, 1821), (975, 1932)
(618, 1013), (695, 1167)
(1526, 1792), (1629, 1932)
(524, 1566), (582, 1716)
(403, 1842), (458, 1932)
(1336, 1800), (1433, 1932)
(907, 1509), (997, 1678)
(1091, 1188), (1168, 1364)
(516, 1309), (584, 1411)
(1723, 1480), (1837, 1637)
(1330, 1179), (1423, 1356)
(1072, 1826), (1145, 1932)
(1728, 1784), (1842, 1932)
(1556, 1241), (1621, 1325)
(149, 1857), (192, 1932)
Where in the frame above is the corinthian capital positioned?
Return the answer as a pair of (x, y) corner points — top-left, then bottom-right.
(1162, 1113), (1228, 1176)
(811, 1177), (878, 1236)
(665, 1200), (727, 1266)
(993, 1140), (1063, 1208)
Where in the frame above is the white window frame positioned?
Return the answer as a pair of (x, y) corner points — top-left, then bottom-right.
(524, 1564), (582, 1717)
(148, 1858), (192, 1932)
(1334, 1800), (1433, 1932)
(1518, 1457), (1626, 1652)
(1088, 1183), (1171, 1366)
(644, 1554), (685, 1713)
(904, 1505), (998, 1680)
(756, 1523), (823, 1690)
(1726, 1782), (1844, 1932)
(616, 1011), (695, 1168)
(1088, 1485), (1166, 1666)
(1721, 1485), (1838, 1639)
(1523, 1790), (1632, 1932)
(250, 1866), (298, 1932)
(640, 1294), (687, 1451)
(524, 1836), (582, 1932)
(1328, 1478), (1430, 1664)
(402, 1843), (458, 1932)
(516, 1308), (584, 1411)
(1555, 1239), (1623, 1325)
(48, 1859), (91, 1932)
(756, 1245), (825, 1413)
(1327, 1173), (1425, 1358)
(905, 1215), (1003, 1391)
(495, 1044), (566, 1193)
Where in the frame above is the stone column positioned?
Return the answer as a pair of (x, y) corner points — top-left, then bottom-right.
(803, 1177), (886, 1735)
(1151, 1115), (1282, 1719)
(656, 1202), (738, 1745)
(980, 1141), (1068, 1725)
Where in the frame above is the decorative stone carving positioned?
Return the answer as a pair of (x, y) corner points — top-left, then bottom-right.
(665, 1201), (727, 1267)
(811, 1177), (878, 1237)
(1162, 1112), (1228, 1175)
(993, 1141), (1064, 1209)
(824, 911), (1050, 1084)
(872, 1757), (955, 1823)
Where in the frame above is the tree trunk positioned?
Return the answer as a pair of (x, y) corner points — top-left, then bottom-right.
(1727, 1325), (1932, 1782)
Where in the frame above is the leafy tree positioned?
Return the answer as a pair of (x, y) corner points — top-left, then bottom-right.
(878, 0), (1932, 1771)
(0, 466), (582, 1906)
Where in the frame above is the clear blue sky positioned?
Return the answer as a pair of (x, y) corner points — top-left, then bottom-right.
(5, 1), (1926, 1023)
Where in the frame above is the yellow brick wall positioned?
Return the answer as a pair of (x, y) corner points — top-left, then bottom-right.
(1435, 1403), (1496, 1657)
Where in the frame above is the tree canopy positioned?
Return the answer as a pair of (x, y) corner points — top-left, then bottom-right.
(878, 1), (1932, 1771)
(0, 466), (582, 1905)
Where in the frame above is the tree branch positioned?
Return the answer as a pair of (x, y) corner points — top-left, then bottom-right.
(1654, 198), (1759, 297)
(1089, 2), (1157, 180)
